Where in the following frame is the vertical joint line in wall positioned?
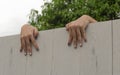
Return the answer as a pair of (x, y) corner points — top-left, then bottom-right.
(50, 30), (54, 75)
(25, 56), (27, 75)
(9, 48), (13, 74)
(111, 20), (113, 75)
(9, 48), (13, 67)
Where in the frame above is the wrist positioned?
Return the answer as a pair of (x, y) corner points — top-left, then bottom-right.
(77, 15), (90, 25)
(82, 15), (97, 23)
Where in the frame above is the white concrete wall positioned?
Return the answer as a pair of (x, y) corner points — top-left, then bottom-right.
(0, 19), (120, 75)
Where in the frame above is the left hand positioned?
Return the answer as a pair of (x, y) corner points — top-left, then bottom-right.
(20, 24), (39, 56)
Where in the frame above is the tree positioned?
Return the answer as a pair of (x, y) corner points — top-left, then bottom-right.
(28, 0), (120, 30)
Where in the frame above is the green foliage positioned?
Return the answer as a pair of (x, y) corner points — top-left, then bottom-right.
(28, 0), (120, 30)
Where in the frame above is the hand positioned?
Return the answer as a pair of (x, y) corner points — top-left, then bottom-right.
(20, 24), (39, 56)
(66, 15), (97, 48)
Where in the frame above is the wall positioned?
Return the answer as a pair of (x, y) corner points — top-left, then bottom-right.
(0, 19), (120, 75)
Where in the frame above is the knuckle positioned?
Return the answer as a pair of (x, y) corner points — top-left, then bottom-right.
(66, 23), (70, 27)
(34, 43), (38, 48)
(34, 27), (38, 31)
(70, 25), (75, 29)
(73, 25), (78, 28)
(32, 39), (36, 43)
(70, 33), (72, 36)
(77, 33), (80, 37)
(82, 30), (85, 33)
(35, 44), (38, 48)
(74, 40), (77, 43)
(78, 38), (81, 41)
(21, 35), (25, 39)
(78, 36), (81, 40)
(79, 25), (82, 28)
(73, 25), (77, 28)
(24, 35), (28, 39)
(23, 32), (32, 38)
(28, 34), (32, 37)
(28, 46), (31, 50)
(73, 38), (76, 41)
(66, 24), (68, 27)
(20, 36), (23, 40)
(36, 31), (39, 35)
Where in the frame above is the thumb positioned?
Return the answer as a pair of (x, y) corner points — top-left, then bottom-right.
(33, 28), (39, 39)
(66, 24), (69, 31)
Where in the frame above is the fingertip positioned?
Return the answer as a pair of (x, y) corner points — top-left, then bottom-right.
(35, 44), (40, 51)
(29, 48), (32, 56)
(36, 48), (39, 51)
(20, 49), (22, 52)
(34, 33), (38, 39)
(68, 42), (71, 46)
(84, 38), (87, 42)
(29, 53), (32, 56)
(36, 31), (39, 36)
(24, 53), (27, 56)
(66, 28), (69, 31)
(80, 43), (83, 47)
(33, 28), (39, 39)
(74, 43), (77, 49)
(35, 36), (38, 39)
(74, 46), (77, 49)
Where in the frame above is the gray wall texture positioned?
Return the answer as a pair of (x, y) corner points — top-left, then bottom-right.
(0, 19), (120, 75)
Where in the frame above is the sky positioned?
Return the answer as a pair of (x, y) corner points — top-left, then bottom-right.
(0, 0), (51, 37)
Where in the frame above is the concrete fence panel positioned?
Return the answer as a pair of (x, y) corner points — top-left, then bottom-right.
(113, 19), (120, 75)
(0, 19), (120, 75)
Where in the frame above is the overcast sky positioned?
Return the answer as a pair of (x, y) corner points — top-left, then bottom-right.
(0, 0), (51, 37)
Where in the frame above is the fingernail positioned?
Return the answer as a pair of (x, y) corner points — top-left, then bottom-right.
(35, 36), (38, 39)
(29, 53), (32, 56)
(80, 43), (82, 47)
(36, 48), (39, 51)
(24, 53), (27, 56)
(85, 39), (87, 42)
(74, 45), (77, 49)
(74, 46), (77, 49)
(68, 43), (71, 46)
(20, 49), (22, 52)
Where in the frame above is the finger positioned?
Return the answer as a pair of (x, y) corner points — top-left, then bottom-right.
(25, 37), (32, 56)
(30, 35), (39, 51)
(76, 27), (82, 47)
(29, 46), (32, 56)
(23, 38), (27, 56)
(68, 28), (73, 46)
(21, 37), (26, 53)
(71, 27), (77, 48)
(33, 28), (39, 39)
(24, 45), (27, 56)
(20, 37), (23, 52)
(80, 27), (87, 42)
(80, 38), (83, 47)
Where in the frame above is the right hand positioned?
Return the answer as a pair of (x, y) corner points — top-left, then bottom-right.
(66, 15), (97, 48)
(20, 24), (39, 56)
(66, 19), (88, 48)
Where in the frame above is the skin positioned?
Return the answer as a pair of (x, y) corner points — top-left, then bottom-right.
(20, 15), (97, 56)
(66, 15), (97, 48)
(20, 25), (39, 56)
